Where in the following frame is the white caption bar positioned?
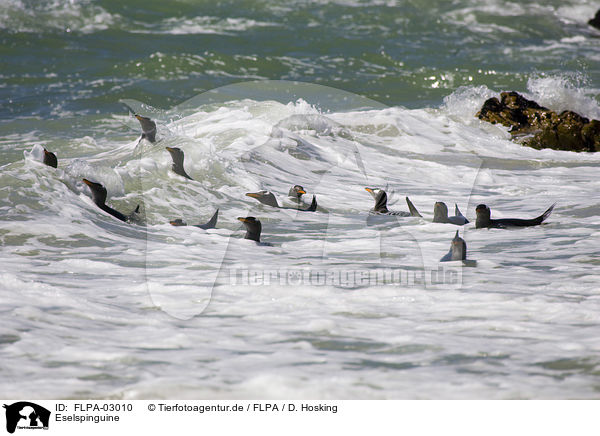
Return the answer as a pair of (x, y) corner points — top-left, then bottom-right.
(1, 400), (597, 435)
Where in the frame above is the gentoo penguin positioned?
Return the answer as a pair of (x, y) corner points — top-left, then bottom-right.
(364, 187), (422, 217)
(166, 147), (193, 180)
(170, 210), (218, 229)
(82, 178), (139, 223)
(408, 200), (469, 225)
(42, 148), (57, 168)
(237, 216), (272, 245)
(433, 202), (469, 225)
(246, 190), (317, 212)
(135, 114), (156, 143)
(246, 190), (279, 207)
(440, 230), (467, 261)
(475, 203), (555, 229)
(288, 185), (307, 202)
(122, 102), (157, 143)
(440, 230), (477, 266)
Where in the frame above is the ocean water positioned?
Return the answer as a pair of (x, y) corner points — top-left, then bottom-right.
(1, 0), (600, 399)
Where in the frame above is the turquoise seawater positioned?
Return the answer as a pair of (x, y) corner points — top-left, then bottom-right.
(2, 0), (599, 122)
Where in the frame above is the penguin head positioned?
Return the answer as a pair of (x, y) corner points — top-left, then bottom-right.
(135, 114), (156, 142)
(166, 147), (185, 165)
(245, 191), (279, 208)
(82, 178), (107, 205)
(452, 229), (462, 244)
(433, 202), (449, 219)
(365, 187), (383, 199)
(475, 204), (491, 219)
(42, 148), (57, 168)
(169, 219), (187, 226)
(238, 216), (260, 227)
(365, 187), (388, 212)
(237, 216), (262, 241)
(451, 230), (467, 260)
(288, 185), (307, 199)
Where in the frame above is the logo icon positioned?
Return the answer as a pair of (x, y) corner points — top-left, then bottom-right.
(3, 402), (50, 434)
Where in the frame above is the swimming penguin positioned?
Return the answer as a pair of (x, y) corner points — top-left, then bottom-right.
(166, 147), (193, 180)
(408, 200), (468, 225)
(433, 202), (469, 225)
(246, 190), (279, 207)
(440, 230), (476, 266)
(82, 178), (139, 223)
(237, 216), (272, 245)
(440, 230), (466, 261)
(42, 148), (57, 168)
(246, 190), (317, 212)
(288, 185), (307, 202)
(364, 188), (422, 217)
(122, 102), (157, 143)
(475, 203), (555, 229)
(170, 209), (218, 229)
(135, 114), (156, 143)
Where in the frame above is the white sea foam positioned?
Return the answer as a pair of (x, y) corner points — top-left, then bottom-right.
(526, 75), (600, 119)
(2, 82), (600, 399)
(0, 0), (120, 33)
(130, 16), (278, 35)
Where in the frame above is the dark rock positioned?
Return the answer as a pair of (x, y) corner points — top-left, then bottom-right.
(589, 9), (600, 30)
(477, 91), (549, 132)
(476, 91), (599, 152)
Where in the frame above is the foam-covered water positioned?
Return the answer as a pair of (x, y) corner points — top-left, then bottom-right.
(2, 0), (600, 399)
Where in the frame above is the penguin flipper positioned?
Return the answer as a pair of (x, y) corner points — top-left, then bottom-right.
(405, 197), (422, 217)
(440, 249), (453, 262)
(454, 204), (469, 223)
(301, 195), (317, 212)
(196, 209), (219, 229)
